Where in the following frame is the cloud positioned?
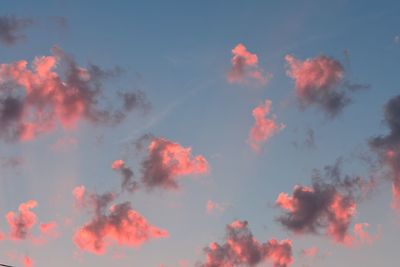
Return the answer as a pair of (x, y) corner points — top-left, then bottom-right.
(369, 95), (400, 209)
(197, 220), (293, 267)
(6, 200), (38, 240)
(285, 54), (354, 117)
(0, 16), (33, 46)
(300, 247), (319, 258)
(72, 188), (168, 254)
(227, 43), (270, 86)
(248, 99), (285, 151)
(140, 137), (209, 190)
(275, 160), (371, 244)
(111, 159), (138, 193)
(0, 46), (149, 142)
(5, 200), (59, 244)
(206, 200), (226, 214)
(22, 256), (33, 267)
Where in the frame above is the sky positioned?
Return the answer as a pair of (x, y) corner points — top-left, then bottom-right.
(0, 0), (400, 266)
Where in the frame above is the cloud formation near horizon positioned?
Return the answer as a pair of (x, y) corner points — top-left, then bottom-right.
(140, 137), (209, 190)
(0, 46), (148, 142)
(197, 220), (293, 267)
(72, 186), (168, 254)
(227, 43), (270, 86)
(248, 99), (285, 151)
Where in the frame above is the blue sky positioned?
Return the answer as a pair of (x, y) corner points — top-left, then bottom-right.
(0, 1), (400, 266)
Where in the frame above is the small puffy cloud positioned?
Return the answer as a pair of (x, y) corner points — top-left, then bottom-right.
(0, 46), (148, 142)
(275, 160), (371, 244)
(5, 200), (59, 244)
(227, 43), (270, 86)
(72, 189), (168, 254)
(0, 16), (33, 46)
(248, 99), (284, 151)
(285, 54), (352, 117)
(369, 95), (400, 209)
(198, 220), (293, 267)
(6, 200), (38, 240)
(111, 159), (138, 193)
(141, 137), (209, 190)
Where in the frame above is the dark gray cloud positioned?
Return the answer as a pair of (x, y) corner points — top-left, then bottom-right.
(0, 15), (33, 45)
(369, 95), (400, 204)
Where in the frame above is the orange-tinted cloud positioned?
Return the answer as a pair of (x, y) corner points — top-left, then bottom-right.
(199, 220), (293, 267)
(73, 189), (168, 254)
(0, 46), (148, 142)
(227, 43), (270, 86)
(370, 95), (400, 209)
(141, 137), (209, 190)
(285, 54), (350, 117)
(248, 99), (284, 151)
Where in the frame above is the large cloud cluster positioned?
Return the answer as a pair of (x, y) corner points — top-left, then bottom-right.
(0, 46), (148, 141)
(5, 200), (59, 244)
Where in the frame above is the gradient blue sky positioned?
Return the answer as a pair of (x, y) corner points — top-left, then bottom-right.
(1, 1), (400, 266)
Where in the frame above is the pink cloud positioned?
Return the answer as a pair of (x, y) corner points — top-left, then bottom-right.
(5, 200), (59, 245)
(141, 137), (209, 190)
(206, 200), (225, 214)
(301, 247), (319, 258)
(248, 99), (284, 151)
(227, 43), (270, 86)
(285, 54), (348, 117)
(22, 256), (34, 267)
(111, 159), (125, 170)
(276, 185), (357, 244)
(199, 220), (293, 267)
(6, 200), (38, 240)
(73, 190), (168, 254)
(0, 46), (148, 142)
